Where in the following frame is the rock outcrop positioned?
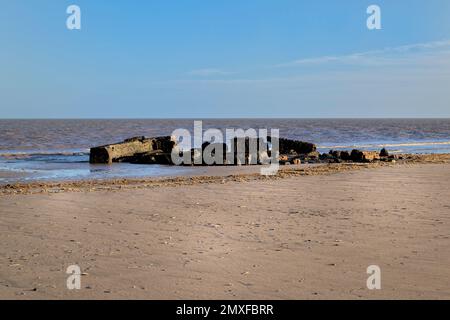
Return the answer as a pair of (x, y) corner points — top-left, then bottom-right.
(89, 136), (175, 164)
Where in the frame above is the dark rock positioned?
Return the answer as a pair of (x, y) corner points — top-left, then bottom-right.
(380, 148), (389, 157)
(321, 153), (332, 160)
(321, 150), (348, 163)
(128, 151), (173, 165)
(329, 150), (341, 159)
(327, 150), (352, 163)
(276, 138), (316, 155)
(340, 151), (351, 161)
(328, 150), (351, 161)
(350, 149), (365, 162)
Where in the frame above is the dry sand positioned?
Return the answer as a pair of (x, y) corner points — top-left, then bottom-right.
(0, 158), (449, 299)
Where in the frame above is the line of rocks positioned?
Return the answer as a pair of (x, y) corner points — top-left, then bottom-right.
(317, 148), (400, 164)
(89, 136), (398, 166)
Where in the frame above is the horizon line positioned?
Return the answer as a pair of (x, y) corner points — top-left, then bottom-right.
(1, 117), (450, 120)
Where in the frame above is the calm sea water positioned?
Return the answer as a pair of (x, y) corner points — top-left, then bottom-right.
(1, 119), (450, 183)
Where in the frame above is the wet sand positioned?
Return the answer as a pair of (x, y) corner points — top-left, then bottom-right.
(0, 156), (449, 299)
(2, 153), (450, 196)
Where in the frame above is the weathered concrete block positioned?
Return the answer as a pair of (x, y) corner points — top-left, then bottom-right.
(89, 136), (175, 164)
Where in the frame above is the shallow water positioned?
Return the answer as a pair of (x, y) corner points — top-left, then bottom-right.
(1, 119), (449, 183)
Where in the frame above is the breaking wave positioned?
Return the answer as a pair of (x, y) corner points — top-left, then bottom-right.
(318, 140), (450, 150)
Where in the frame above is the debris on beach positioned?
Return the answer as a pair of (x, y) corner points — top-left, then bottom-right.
(89, 136), (175, 164)
(90, 135), (317, 166)
(324, 149), (398, 163)
(89, 135), (397, 166)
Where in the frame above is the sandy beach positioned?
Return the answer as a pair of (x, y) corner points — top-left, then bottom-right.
(1, 158), (449, 299)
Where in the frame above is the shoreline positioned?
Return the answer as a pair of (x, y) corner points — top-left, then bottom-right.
(2, 153), (450, 195)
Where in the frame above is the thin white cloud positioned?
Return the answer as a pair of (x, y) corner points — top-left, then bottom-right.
(188, 68), (235, 76)
(276, 39), (450, 67)
(142, 47), (450, 117)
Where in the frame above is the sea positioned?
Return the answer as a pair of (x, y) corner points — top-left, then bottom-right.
(1, 119), (450, 184)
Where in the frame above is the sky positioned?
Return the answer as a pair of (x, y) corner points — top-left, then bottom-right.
(1, 0), (450, 118)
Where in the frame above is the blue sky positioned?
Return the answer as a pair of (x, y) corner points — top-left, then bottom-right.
(1, 0), (450, 118)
